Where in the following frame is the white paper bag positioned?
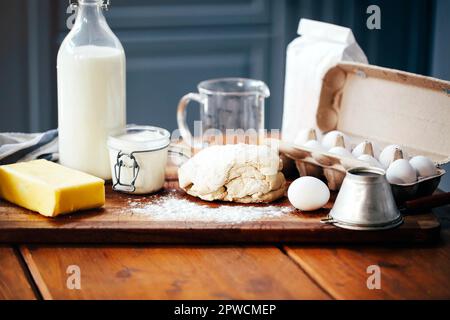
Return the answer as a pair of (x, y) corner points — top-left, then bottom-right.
(282, 19), (368, 142)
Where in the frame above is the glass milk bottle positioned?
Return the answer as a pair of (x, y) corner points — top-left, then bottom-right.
(57, 0), (126, 180)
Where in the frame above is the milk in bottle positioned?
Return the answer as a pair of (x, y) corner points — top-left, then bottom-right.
(57, 0), (126, 179)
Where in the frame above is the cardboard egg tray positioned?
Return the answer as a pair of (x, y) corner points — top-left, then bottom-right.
(278, 62), (450, 201)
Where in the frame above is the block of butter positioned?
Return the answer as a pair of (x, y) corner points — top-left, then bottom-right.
(0, 160), (105, 217)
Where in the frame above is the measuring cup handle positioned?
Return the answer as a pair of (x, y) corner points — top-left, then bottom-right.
(177, 93), (203, 147)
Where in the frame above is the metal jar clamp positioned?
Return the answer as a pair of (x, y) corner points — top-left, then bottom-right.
(111, 143), (171, 194)
(113, 151), (140, 193)
(107, 125), (172, 194)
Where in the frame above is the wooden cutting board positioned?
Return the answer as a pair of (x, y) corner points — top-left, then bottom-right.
(0, 179), (441, 244)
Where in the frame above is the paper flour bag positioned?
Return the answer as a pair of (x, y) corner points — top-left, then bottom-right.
(282, 19), (368, 142)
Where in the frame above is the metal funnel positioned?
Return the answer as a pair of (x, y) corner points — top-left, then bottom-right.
(323, 167), (403, 231)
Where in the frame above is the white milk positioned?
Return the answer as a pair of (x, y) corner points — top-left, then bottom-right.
(57, 45), (126, 180)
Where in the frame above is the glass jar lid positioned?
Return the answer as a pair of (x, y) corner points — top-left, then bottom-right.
(108, 125), (171, 152)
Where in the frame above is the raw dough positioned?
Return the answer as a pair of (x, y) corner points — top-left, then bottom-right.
(178, 144), (286, 203)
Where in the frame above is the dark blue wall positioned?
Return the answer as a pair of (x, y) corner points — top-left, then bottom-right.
(0, 0), (30, 132)
(1, 0), (449, 189)
(3, 0), (448, 133)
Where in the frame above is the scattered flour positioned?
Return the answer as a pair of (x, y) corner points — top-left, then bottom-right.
(128, 191), (292, 224)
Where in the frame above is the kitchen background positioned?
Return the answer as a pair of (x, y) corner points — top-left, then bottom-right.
(0, 0), (449, 190)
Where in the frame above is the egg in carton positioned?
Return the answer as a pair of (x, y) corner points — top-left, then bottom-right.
(277, 62), (450, 202)
(273, 137), (446, 203)
(289, 129), (363, 191)
(384, 149), (446, 203)
(272, 136), (360, 192)
(292, 129), (325, 180)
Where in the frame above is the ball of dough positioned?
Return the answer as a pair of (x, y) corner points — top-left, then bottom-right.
(288, 177), (330, 211)
(178, 144), (286, 203)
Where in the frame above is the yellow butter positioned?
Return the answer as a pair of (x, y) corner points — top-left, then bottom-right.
(0, 160), (105, 217)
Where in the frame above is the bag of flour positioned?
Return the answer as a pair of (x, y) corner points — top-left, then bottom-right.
(282, 19), (368, 142)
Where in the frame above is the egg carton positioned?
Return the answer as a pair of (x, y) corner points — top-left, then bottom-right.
(279, 62), (450, 202)
(275, 139), (446, 203)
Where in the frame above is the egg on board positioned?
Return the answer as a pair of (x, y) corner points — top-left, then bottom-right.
(288, 177), (331, 211)
(386, 159), (417, 185)
(409, 156), (437, 178)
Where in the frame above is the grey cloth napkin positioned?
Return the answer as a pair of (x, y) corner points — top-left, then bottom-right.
(0, 129), (59, 165)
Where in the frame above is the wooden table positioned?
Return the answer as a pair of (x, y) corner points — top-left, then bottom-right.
(0, 203), (448, 300)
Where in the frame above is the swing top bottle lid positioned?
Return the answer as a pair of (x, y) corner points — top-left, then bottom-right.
(70, 0), (110, 10)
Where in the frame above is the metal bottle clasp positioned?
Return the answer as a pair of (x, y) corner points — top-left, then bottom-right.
(70, 0), (110, 10)
(113, 151), (140, 193)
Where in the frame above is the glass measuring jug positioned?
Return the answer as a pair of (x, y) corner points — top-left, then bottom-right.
(177, 78), (270, 147)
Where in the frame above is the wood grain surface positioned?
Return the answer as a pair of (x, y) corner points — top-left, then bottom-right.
(285, 228), (450, 300)
(6, 206), (450, 300)
(0, 246), (36, 300)
(20, 245), (330, 300)
(0, 183), (441, 244)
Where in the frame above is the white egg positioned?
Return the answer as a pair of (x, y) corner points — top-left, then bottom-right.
(322, 131), (351, 151)
(409, 156), (437, 178)
(329, 146), (353, 158)
(358, 155), (383, 168)
(386, 159), (417, 185)
(379, 145), (408, 169)
(288, 177), (331, 211)
(294, 128), (318, 146)
(352, 141), (381, 159)
(303, 140), (326, 151)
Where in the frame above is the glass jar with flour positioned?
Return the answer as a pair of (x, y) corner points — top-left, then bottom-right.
(57, 0), (126, 180)
(107, 126), (171, 194)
